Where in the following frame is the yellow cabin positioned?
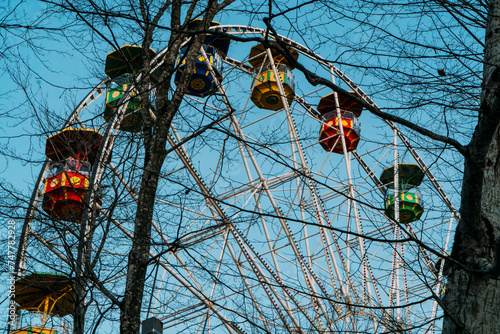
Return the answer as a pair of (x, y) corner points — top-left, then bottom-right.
(249, 42), (298, 111)
(251, 64), (295, 110)
(10, 327), (58, 334)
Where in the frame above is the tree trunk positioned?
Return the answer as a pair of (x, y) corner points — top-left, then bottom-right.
(119, 3), (225, 332)
(443, 0), (500, 332)
(443, 127), (500, 333)
(444, 273), (500, 333)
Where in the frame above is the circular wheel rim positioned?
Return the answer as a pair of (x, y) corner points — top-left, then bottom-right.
(14, 25), (458, 334)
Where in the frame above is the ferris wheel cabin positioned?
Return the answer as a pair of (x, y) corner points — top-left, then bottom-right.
(249, 41), (298, 110)
(380, 163), (425, 223)
(42, 128), (103, 222)
(13, 272), (74, 333)
(318, 92), (363, 153)
(10, 327), (58, 334)
(15, 272), (75, 317)
(104, 45), (157, 132)
(174, 20), (230, 98)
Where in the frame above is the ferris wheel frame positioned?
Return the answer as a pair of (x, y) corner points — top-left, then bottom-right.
(12, 25), (459, 334)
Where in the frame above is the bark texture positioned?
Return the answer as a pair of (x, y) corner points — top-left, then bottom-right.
(443, 0), (500, 332)
(119, 2), (233, 332)
(444, 129), (500, 333)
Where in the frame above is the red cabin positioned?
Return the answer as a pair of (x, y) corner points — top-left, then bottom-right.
(319, 112), (360, 153)
(317, 92), (363, 117)
(42, 160), (91, 222)
(318, 92), (363, 154)
(42, 128), (102, 222)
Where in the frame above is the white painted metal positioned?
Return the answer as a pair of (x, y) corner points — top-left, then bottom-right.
(16, 26), (459, 334)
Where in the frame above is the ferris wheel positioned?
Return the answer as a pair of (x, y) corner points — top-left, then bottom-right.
(11, 24), (459, 334)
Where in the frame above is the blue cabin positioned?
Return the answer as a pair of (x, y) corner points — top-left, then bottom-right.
(174, 20), (230, 98)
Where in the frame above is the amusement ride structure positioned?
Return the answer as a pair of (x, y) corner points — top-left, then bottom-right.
(12, 23), (458, 333)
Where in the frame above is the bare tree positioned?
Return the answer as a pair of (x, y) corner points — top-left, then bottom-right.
(283, 0), (498, 332)
(4, 0), (500, 333)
